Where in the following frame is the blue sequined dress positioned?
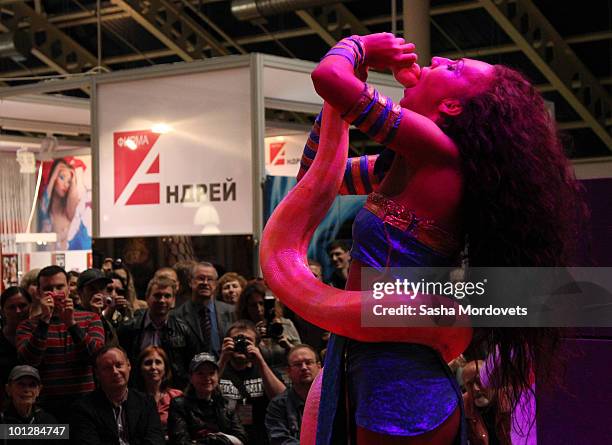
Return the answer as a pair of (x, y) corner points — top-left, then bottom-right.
(315, 193), (466, 445)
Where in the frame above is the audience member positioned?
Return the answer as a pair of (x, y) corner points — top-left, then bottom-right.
(265, 345), (321, 444)
(219, 320), (286, 444)
(112, 259), (148, 311)
(174, 262), (235, 358)
(154, 267), (180, 308)
(20, 268), (40, 317)
(463, 360), (511, 445)
(101, 257), (114, 274)
(67, 270), (82, 308)
(327, 240), (350, 289)
(291, 259), (329, 355)
(77, 268), (118, 346)
(137, 346), (183, 438)
(70, 346), (165, 445)
(217, 272), (247, 305)
(173, 260), (197, 308)
(119, 276), (197, 389)
(168, 352), (247, 445)
(0, 365), (57, 444)
(104, 272), (133, 325)
(236, 282), (301, 385)
(16, 265), (104, 422)
(0, 287), (31, 405)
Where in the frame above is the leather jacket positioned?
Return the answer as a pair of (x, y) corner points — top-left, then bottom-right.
(119, 309), (197, 389)
(168, 392), (248, 445)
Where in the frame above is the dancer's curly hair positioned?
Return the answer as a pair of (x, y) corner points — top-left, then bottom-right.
(440, 65), (588, 416)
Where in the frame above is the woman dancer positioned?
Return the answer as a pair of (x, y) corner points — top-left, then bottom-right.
(261, 32), (584, 445)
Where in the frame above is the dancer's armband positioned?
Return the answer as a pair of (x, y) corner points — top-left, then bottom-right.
(297, 110), (381, 195)
(321, 35), (365, 70)
(342, 83), (404, 146)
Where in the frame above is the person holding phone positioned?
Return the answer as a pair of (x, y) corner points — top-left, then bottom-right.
(16, 265), (105, 423)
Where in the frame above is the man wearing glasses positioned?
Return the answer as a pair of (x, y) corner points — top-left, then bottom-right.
(265, 344), (322, 444)
(174, 262), (235, 358)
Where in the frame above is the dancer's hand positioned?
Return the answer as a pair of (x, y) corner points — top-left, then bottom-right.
(362, 33), (417, 70)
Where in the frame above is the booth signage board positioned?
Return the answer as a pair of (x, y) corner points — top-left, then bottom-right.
(265, 133), (309, 177)
(97, 68), (253, 237)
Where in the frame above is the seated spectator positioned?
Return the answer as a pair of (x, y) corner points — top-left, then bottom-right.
(119, 276), (197, 389)
(77, 268), (118, 346)
(67, 270), (82, 308)
(463, 360), (511, 445)
(265, 345), (322, 444)
(168, 352), (247, 445)
(17, 266), (104, 423)
(217, 273), (247, 305)
(236, 282), (301, 385)
(0, 365), (57, 443)
(111, 259), (148, 311)
(103, 272), (133, 325)
(137, 346), (183, 437)
(70, 346), (164, 445)
(219, 320), (286, 444)
(0, 288), (31, 404)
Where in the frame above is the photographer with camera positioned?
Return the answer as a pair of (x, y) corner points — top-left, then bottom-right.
(235, 282), (301, 386)
(218, 320), (286, 444)
(76, 268), (119, 346)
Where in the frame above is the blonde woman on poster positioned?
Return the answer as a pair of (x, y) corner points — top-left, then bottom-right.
(39, 157), (92, 250)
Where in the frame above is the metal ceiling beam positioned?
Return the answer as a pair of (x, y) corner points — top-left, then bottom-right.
(480, 0), (611, 151)
(438, 30), (612, 60)
(1, 2), (105, 75)
(111, 0), (230, 61)
(295, 3), (369, 46)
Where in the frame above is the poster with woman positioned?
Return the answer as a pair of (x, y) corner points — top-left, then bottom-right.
(37, 156), (92, 250)
(2, 254), (18, 291)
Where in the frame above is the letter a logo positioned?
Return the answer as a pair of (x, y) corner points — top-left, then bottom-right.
(114, 130), (161, 205)
(269, 142), (286, 166)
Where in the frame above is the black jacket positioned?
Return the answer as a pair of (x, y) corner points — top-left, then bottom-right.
(70, 388), (164, 445)
(173, 299), (235, 358)
(0, 404), (58, 445)
(168, 393), (247, 445)
(118, 310), (197, 389)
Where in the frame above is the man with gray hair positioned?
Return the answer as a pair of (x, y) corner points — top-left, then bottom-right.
(174, 262), (235, 358)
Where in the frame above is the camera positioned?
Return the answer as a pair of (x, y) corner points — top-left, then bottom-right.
(233, 334), (249, 354)
(104, 296), (113, 306)
(264, 295), (284, 339)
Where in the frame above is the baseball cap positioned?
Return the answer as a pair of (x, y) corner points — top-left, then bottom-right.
(77, 268), (112, 291)
(8, 365), (41, 383)
(189, 353), (219, 373)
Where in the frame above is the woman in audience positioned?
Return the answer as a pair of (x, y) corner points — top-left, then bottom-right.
(0, 287), (31, 405)
(216, 272), (247, 305)
(102, 272), (133, 325)
(19, 269), (40, 318)
(236, 281), (301, 385)
(168, 352), (247, 445)
(137, 346), (183, 438)
(111, 259), (148, 310)
(1, 365), (57, 443)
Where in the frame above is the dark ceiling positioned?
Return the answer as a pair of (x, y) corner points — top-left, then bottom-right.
(0, 0), (610, 157)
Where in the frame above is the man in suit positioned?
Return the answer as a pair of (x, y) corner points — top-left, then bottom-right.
(173, 262), (235, 358)
(70, 345), (164, 445)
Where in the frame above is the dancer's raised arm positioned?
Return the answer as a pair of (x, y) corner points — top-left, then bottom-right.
(311, 33), (459, 167)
